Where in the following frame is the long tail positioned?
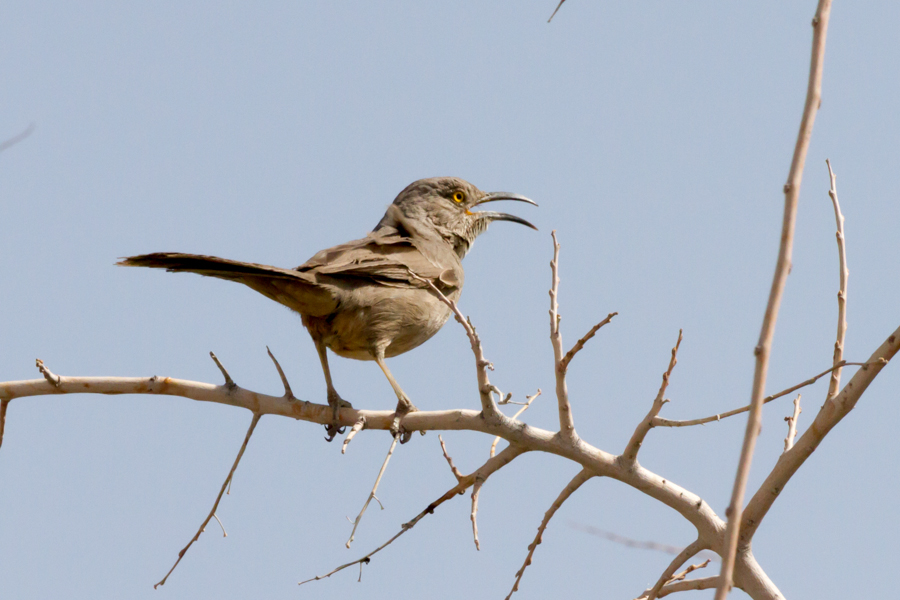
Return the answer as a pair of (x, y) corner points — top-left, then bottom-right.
(118, 252), (336, 316)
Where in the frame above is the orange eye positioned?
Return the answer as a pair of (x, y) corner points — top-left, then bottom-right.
(452, 191), (465, 203)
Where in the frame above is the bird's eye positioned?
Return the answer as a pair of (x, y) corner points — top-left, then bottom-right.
(452, 191), (465, 203)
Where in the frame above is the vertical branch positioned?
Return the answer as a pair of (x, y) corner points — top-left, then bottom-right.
(825, 159), (848, 400)
(715, 2), (833, 598)
(0, 399), (8, 449)
(549, 231), (577, 441)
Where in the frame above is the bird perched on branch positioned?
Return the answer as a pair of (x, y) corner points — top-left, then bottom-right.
(119, 177), (536, 440)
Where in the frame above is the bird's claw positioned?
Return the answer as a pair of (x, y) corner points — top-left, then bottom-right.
(390, 399), (418, 443)
(324, 392), (353, 442)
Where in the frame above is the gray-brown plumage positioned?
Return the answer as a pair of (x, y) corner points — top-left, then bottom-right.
(119, 177), (536, 440)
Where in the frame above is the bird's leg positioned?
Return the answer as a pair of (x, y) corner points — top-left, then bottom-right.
(315, 339), (352, 442)
(373, 349), (418, 443)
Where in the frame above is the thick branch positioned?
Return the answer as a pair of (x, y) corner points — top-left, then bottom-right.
(716, 3), (833, 596)
(506, 468), (594, 599)
(622, 330), (683, 464)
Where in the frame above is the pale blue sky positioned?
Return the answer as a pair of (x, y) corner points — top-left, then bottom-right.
(2, 2), (898, 599)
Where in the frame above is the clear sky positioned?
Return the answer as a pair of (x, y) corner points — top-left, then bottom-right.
(2, 2), (898, 599)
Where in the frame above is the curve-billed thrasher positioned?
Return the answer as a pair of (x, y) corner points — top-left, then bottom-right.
(119, 177), (536, 439)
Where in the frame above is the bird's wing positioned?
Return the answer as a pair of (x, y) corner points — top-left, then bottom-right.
(298, 231), (463, 291)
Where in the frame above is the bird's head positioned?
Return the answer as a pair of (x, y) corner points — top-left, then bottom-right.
(375, 176), (537, 258)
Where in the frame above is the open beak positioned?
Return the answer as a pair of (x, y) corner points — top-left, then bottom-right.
(472, 192), (538, 230)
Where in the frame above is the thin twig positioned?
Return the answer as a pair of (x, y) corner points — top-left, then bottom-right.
(341, 416), (367, 454)
(560, 312), (618, 372)
(783, 395), (802, 452)
(471, 476), (484, 550)
(490, 389), (541, 457)
(266, 346), (294, 398)
(35, 359), (61, 387)
(622, 330), (683, 463)
(209, 352), (235, 388)
(548, 231), (577, 441)
(438, 435), (464, 482)
(668, 559), (711, 584)
(0, 122), (35, 154)
(346, 435), (399, 548)
(300, 444), (526, 586)
(653, 360), (869, 428)
(635, 538), (709, 600)
(716, 4), (834, 596)
(410, 273), (498, 417)
(825, 159), (848, 401)
(506, 468), (594, 599)
(211, 513), (228, 537)
(547, 0), (566, 23)
(657, 576), (719, 598)
(154, 412), (262, 588)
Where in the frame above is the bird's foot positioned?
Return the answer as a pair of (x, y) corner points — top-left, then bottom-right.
(324, 391), (353, 442)
(390, 398), (419, 444)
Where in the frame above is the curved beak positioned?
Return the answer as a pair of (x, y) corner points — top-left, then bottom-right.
(472, 192), (538, 230)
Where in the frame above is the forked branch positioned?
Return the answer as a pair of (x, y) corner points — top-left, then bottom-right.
(622, 330), (683, 464)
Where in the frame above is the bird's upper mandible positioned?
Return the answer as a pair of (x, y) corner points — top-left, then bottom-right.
(373, 176), (537, 259)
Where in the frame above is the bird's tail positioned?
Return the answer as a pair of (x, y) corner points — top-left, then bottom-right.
(117, 252), (336, 316)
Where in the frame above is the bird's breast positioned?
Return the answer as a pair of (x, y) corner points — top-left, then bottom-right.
(305, 284), (458, 360)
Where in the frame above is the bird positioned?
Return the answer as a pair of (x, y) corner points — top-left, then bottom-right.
(118, 177), (537, 441)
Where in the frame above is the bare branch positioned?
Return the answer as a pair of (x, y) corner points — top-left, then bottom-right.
(35, 359), (61, 387)
(346, 436), (399, 548)
(154, 412), (261, 588)
(300, 444), (526, 586)
(0, 399), (8, 449)
(653, 360), (870, 428)
(209, 352), (235, 388)
(0, 122), (35, 154)
(491, 389), (541, 457)
(506, 468), (594, 599)
(783, 395), (802, 452)
(411, 273), (499, 417)
(717, 5), (834, 594)
(571, 523), (693, 556)
(634, 538), (709, 600)
(560, 312), (617, 372)
(548, 231), (577, 441)
(658, 576), (719, 598)
(547, 0), (566, 23)
(341, 416), (366, 454)
(825, 159), (848, 400)
(622, 330), (683, 463)
(266, 346), (294, 398)
(741, 324), (899, 544)
(471, 476), (484, 550)
(668, 559), (711, 584)
(438, 435), (464, 482)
